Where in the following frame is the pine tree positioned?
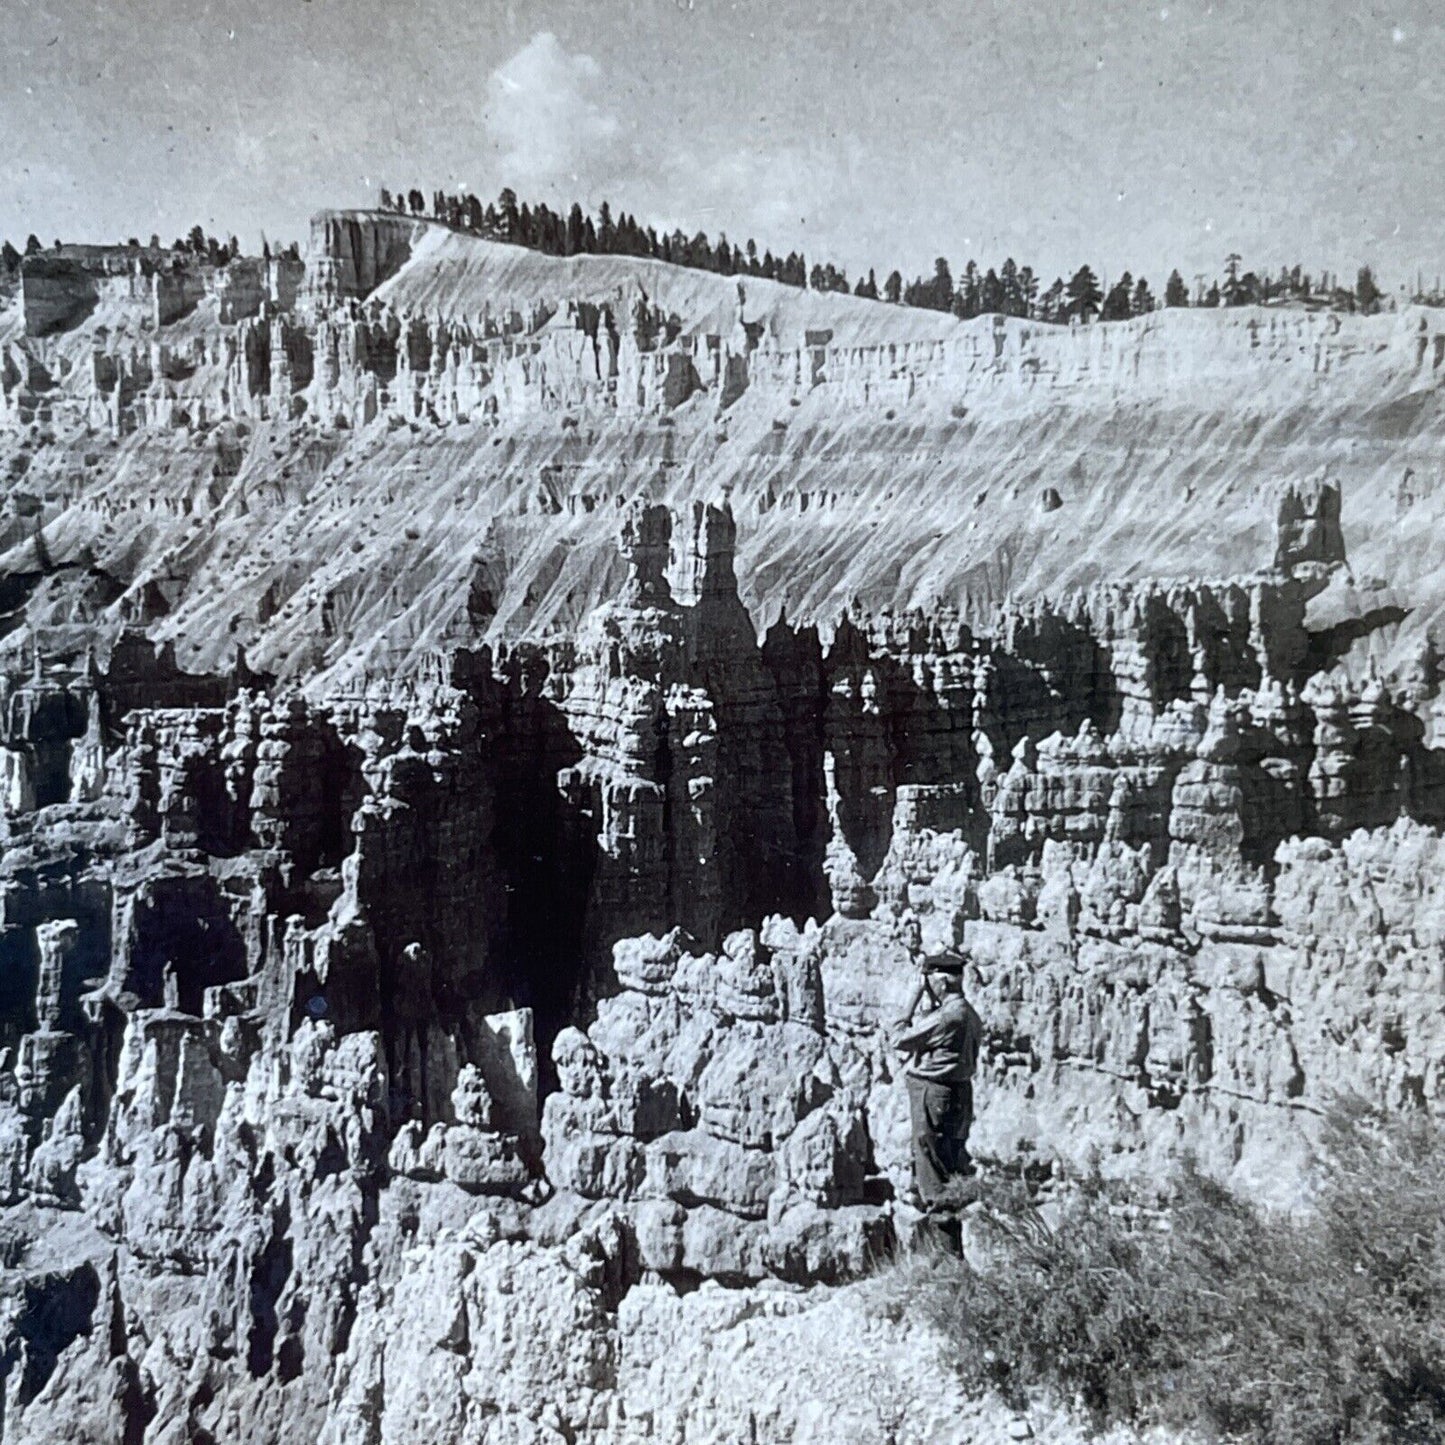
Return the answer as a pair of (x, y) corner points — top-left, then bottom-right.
(1018, 265), (1039, 318)
(884, 269), (902, 304)
(999, 258), (1021, 316)
(958, 261), (981, 319)
(1164, 269), (1189, 308)
(1, 240), (19, 273)
(980, 266), (1004, 315)
(1222, 253), (1244, 305)
(1132, 276), (1155, 315)
(1101, 272), (1133, 321)
(1356, 265), (1383, 315)
(930, 257), (954, 312)
(1066, 265), (1103, 321)
(1040, 277), (1065, 322)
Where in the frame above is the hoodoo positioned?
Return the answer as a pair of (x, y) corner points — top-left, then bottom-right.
(1, 207), (1444, 1441)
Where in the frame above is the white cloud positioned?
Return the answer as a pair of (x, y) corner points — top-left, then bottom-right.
(480, 33), (869, 271)
(483, 33), (622, 190)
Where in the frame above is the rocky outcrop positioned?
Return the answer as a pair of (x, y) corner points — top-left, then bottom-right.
(20, 257), (99, 338)
(0, 492), (1437, 1214)
(541, 923), (888, 1284)
(4, 215), (1445, 1441)
(304, 211), (423, 305)
(6, 215), (1445, 690)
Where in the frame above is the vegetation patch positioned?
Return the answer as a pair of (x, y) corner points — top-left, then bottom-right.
(887, 1099), (1445, 1443)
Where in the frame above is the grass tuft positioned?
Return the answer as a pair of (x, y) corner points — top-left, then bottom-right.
(892, 1098), (1445, 1442)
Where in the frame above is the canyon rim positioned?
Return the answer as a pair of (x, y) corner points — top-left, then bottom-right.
(2, 1), (1445, 1441)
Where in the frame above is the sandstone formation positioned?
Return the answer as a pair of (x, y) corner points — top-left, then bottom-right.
(4, 211), (1445, 687)
(1, 221), (1444, 1440)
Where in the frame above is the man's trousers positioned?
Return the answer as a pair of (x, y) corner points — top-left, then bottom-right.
(906, 1075), (974, 1206)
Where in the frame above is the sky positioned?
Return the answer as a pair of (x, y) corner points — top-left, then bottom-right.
(1, 0), (1442, 291)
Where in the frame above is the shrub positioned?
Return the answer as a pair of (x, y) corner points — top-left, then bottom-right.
(899, 1099), (1445, 1443)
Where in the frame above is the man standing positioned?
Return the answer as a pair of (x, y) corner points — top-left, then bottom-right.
(892, 950), (983, 1207)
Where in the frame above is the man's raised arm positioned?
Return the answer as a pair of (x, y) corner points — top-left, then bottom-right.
(891, 971), (934, 1044)
(893, 1004), (951, 1054)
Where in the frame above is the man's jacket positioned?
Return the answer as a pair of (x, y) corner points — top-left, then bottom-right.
(893, 996), (983, 1084)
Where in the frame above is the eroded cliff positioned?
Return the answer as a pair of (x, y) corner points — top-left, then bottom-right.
(1, 221), (1444, 1442)
(3, 213), (1444, 689)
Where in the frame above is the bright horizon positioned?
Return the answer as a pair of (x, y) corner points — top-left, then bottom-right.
(2, 0), (1442, 295)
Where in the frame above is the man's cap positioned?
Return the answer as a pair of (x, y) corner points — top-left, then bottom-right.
(921, 949), (966, 975)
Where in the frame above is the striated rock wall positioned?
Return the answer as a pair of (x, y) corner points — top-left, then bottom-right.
(3, 218), (1445, 1440)
(6, 213), (1445, 693)
(19, 258), (100, 339)
(8, 213), (1443, 449)
(0, 497), (1434, 1437)
(304, 211), (424, 306)
(0, 489), (1439, 1225)
(21, 242), (1445, 443)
